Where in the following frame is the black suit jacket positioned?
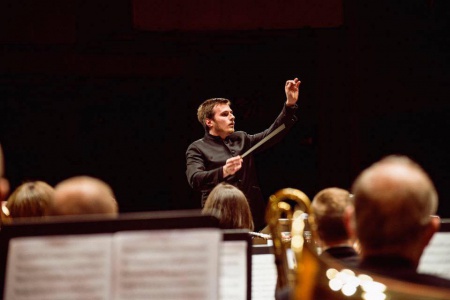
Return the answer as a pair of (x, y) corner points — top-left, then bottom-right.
(321, 246), (360, 267)
(186, 104), (298, 230)
(359, 255), (450, 289)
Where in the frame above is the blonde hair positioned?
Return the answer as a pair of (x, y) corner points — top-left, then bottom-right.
(311, 187), (352, 243)
(6, 181), (55, 218)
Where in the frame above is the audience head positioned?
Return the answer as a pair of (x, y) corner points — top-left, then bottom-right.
(51, 176), (118, 216)
(311, 187), (355, 248)
(6, 181), (54, 218)
(351, 155), (439, 264)
(202, 182), (254, 231)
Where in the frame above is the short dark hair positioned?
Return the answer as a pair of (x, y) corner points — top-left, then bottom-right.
(197, 98), (231, 130)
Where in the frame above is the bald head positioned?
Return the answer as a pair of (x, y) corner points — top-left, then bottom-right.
(352, 155), (438, 256)
(52, 176), (118, 216)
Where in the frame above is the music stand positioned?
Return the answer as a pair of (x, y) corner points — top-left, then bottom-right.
(0, 210), (220, 299)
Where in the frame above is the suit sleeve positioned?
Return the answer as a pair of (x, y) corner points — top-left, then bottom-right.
(186, 144), (224, 191)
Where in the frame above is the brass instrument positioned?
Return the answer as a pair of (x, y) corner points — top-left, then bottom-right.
(266, 189), (450, 300)
(265, 187), (313, 290)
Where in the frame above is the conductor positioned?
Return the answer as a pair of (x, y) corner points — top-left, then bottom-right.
(186, 78), (301, 230)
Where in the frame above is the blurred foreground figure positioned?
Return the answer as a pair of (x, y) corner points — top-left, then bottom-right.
(6, 181), (54, 218)
(51, 176), (118, 216)
(352, 155), (450, 288)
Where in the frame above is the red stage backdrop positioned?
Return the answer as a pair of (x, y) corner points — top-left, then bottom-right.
(132, 0), (343, 31)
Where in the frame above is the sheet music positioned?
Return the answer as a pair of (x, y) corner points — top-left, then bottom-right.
(418, 232), (450, 280)
(4, 234), (113, 300)
(219, 241), (248, 300)
(112, 229), (221, 300)
(251, 254), (277, 300)
(4, 228), (222, 300)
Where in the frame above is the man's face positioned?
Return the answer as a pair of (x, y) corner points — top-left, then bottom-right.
(206, 104), (235, 138)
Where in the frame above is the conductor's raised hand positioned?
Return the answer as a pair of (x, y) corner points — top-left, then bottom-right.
(223, 156), (243, 178)
(285, 77), (301, 106)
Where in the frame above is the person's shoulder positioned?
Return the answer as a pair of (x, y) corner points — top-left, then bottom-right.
(189, 138), (205, 145)
(415, 273), (450, 289)
(321, 247), (360, 268)
(187, 138), (205, 150)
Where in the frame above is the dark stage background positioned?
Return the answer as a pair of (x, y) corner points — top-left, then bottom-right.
(1, 0), (450, 217)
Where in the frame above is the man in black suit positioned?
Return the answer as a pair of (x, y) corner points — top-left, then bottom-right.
(351, 155), (450, 288)
(186, 78), (301, 230)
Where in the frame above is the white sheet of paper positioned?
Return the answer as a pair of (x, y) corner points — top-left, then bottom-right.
(418, 232), (450, 280)
(4, 234), (113, 300)
(4, 228), (222, 300)
(219, 240), (248, 300)
(112, 228), (221, 300)
(251, 254), (277, 300)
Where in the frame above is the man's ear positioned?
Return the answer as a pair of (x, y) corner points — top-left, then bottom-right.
(308, 215), (324, 250)
(423, 215), (440, 248)
(205, 118), (213, 128)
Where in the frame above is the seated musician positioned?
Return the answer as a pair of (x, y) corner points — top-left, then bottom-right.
(202, 182), (254, 231)
(50, 176), (118, 216)
(5, 181), (55, 218)
(310, 187), (360, 266)
(351, 155), (450, 288)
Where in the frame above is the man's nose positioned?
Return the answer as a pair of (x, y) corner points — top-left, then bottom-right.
(230, 114), (235, 120)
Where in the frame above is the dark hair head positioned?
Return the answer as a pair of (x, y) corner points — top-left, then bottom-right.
(197, 98), (231, 131)
(202, 182), (254, 231)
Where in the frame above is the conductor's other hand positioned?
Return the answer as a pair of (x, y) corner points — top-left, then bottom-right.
(223, 156), (243, 178)
(285, 78), (301, 106)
